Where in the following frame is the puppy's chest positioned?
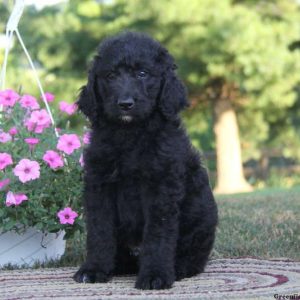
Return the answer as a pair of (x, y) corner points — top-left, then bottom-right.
(115, 178), (144, 243)
(113, 146), (153, 178)
(107, 131), (156, 176)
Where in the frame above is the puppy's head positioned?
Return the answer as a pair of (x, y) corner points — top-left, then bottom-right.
(77, 31), (188, 124)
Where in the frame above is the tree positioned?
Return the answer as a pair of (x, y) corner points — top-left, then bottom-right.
(1, 0), (300, 192)
(104, 0), (300, 193)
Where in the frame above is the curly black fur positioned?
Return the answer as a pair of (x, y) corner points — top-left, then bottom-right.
(73, 31), (218, 290)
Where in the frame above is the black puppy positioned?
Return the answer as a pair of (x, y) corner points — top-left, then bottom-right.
(74, 31), (218, 290)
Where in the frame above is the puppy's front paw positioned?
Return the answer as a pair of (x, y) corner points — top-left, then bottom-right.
(73, 262), (111, 283)
(135, 271), (174, 290)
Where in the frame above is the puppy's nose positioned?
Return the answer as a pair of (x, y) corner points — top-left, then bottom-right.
(118, 97), (134, 111)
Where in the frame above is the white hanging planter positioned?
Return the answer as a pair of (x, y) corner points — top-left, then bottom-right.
(0, 228), (66, 267)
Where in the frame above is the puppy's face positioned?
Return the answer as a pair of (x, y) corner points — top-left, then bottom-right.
(97, 64), (162, 123)
(95, 34), (167, 123)
(78, 32), (188, 124)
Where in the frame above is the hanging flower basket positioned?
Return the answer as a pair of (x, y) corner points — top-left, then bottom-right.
(0, 89), (86, 267)
(0, 1), (88, 266)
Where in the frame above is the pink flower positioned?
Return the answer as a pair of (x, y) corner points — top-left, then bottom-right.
(57, 207), (78, 225)
(5, 191), (28, 207)
(29, 109), (52, 126)
(24, 119), (45, 134)
(83, 132), (91, 144)
(43, 92), (55, 103)
(0, 152), (13, 170)
(24, 138), (39, 146)
(0, 132), (12, 143)
(57, 134), (81, 155)
(25, 109), (52, 133)
(79, 154), (84, 167)
(0, 89), (19, 107)
(59, 101), (77, 115)
(9, 127), (18, 136)
(43, 150), (64, 169)
(13, 159), (40, 183)
(0, 178), (10, 190)
(25, 138), (40, 151)
(20, 94), (40, 110)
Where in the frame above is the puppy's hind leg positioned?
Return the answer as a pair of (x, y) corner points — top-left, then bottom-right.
(175, 186), (217, 280)
(175, 229), (216, 280)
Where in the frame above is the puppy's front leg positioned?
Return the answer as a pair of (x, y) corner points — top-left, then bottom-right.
(135, 185), (179, 290)
(74, 184), (116, 283)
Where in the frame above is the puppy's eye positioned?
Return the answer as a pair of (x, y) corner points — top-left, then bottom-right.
(106, 72), (116, 80)
(136, 70), (148, 79)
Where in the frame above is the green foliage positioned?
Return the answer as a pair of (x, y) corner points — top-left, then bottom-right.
(1, 0), (300, 177)
(110, 0), (300, 161)
(255, 167), (300, 189)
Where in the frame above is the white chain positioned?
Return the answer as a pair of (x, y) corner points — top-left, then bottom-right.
(6, 0), (25, 32)
(0, 0), (25, 90)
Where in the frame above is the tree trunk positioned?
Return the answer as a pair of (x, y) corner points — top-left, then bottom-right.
(213, 97), (252, 194)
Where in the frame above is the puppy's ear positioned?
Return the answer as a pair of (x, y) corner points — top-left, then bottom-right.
(77, 57), (102, 121)
(158, 69), (188, 120)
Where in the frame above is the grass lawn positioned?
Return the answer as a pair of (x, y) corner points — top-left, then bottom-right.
(61, 186), (299, 267)
(1, 186), (299, 270)
(212, 186), (300, 260)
